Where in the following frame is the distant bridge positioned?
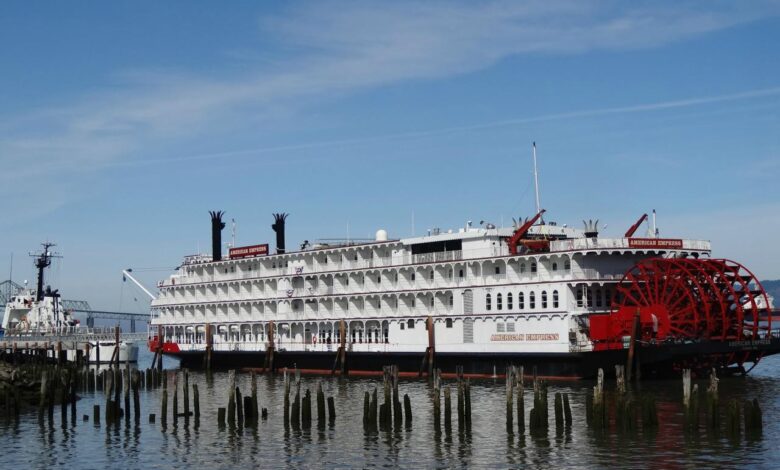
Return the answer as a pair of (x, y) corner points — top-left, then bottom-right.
(1, 280), (149, 332)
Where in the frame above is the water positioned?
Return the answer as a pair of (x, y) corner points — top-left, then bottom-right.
(2, 351), (780, 469)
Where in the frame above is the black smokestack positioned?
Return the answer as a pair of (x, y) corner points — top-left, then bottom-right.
(272, 213), (288, 254)
(210, 210), (226, 261)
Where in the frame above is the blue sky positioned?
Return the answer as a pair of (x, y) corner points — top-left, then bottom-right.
(1, 1), (779, 310)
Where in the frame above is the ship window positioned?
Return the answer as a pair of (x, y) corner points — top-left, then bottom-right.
(587, 288), (593, 308)
(377, 276), (381, 283)
(411, 298), (416, 307)
(606, 289), (612, 307)
(497, 293), (503, 311)
(448, 269), (453, 279)
(497, 323), (505, 332)
(459, 269), (464, 278)
(486, 293), (492, 311)
(520, 263), (526, 273)
(530, 292), (536, 309)
(495, 266), (500, 275)
(553, 290), (559, 309)
(446, 318), (453, 328)
(400, 323), (405, 330)
(518, 292), (525, 310)
(507, 293), (513, 310)
(541, 290), (548, 309)
(395, 273), (399, 282)
(411, 272), (416, 281)
(577, 288), (584, 307)
(430, 271), (434, 280)
(552, 262), (558, 271)
(354, 254), (358, 261)
(596, 289), (603, 307)
(565, 260), (571, 271)
(507, 322), (515, 332)
(449, 296), (453, 306)
(407, 319), (415, 329)
(430, 297), (434, 307)
(531, 261), (537, 273)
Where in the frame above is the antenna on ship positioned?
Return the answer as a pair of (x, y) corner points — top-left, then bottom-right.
(29, 242), (60, 302)
(231, 218), (236, 248)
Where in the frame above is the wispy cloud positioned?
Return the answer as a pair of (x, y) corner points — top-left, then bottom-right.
(1, 0), (778, 216)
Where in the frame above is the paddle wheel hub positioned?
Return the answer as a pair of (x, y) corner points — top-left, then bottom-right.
(590, 258), (772, 349)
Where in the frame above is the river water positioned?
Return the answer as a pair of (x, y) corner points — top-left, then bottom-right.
(2, 351), (780, 469)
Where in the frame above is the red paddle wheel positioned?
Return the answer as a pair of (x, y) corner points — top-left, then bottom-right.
(590, 258), (772, 353)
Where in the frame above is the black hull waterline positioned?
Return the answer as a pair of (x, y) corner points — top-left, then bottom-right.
(162, 337), (780, 379)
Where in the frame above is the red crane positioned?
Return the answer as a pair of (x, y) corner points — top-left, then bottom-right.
(507, 209), (546, 255)
(624, 213), (648, 238)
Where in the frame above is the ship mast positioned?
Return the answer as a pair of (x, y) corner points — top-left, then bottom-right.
(30, 242), (59, 302)
(532, 142), (542, 215)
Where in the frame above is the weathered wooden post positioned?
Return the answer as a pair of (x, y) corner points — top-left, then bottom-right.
(183, 369), (190, 421)
(291, 380), (301, 429)
(464, 379), (472, 429)
(317, 382), (326, 428)
(591, 368), (606, 430)
(369, 387), (378, 431)
(283, 368), (290, 427)
(456, 365), (464, 430)
(251, 371), (258, 426)
(193, 383), (200, 422)
(172, 371), (179, 427)
(327, 396), (336, 424)
(706, 368), (719, 431)
(227, 370), (236, 428)
(505, 365), (515, 432)
(444, 385), (452, 435)
(432, 369), (441, 432)
(515, 366), (524, 434)
(563, 393), (572, 428)
(554, 392), (563, 433)
(161, 384), (168, 427)
(363, 390), (370, 430)
(382, 366), (392, 430)
(132, 370), (141, 423)
(236, 386), (244, 426)
(302, 388), (312, 428)
(392, 365), (402, 429)
(426, 317), (436, 377)
(404, 393), (412, 428)
(217, 407), (226, 428)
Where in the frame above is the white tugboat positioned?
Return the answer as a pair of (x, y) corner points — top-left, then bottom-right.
(1, 243), (139, 363)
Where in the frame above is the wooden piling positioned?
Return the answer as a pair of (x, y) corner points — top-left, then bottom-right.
(172, 371), (179, 427)
(456, 366), (464, 430)
(505, 366), (514, 432)
(317, 382), (326, 426)
(370, 387), (378, 431)
(302, 388), (312, 428)
(432, 369), (441, 432)
(283, 369), (290, 427)
(563, 393), (572, 428)
(591, 368), (606, 429)
(363, 391), (370, 430)
(161, 389), (168, 427)
(93, 404), (100, 425)
(227, 370), (236, 428)
(554, 392), (563, 432)
(217, 407), (226, 428)
(706, 368), (719, 430)
(236, 387), (244, 426)
(404, 393), (412, 427)
(392, 365), (402, 429)
(291, 382), (300, 429)
(193, 384), (200, 421)
(726, 398), (740, 439)
(243, 396), (253, 427)
(183, 369), (190, 421)
(132, 370), (141, 423)
(327, 396), (336, 424)
(515, 366), (524, 434)
(251, 371), (258, 426)
(464, 379), (472, 429)
(444, 385), (452, 434)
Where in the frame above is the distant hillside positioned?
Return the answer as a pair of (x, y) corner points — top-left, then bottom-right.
(763, 280), (780, 301)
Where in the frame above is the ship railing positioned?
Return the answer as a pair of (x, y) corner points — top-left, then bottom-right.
(549, 238), (711, 252)
(569, 268), (624, 280)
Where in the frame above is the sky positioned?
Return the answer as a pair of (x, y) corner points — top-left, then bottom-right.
(1, 0), (779, 311)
